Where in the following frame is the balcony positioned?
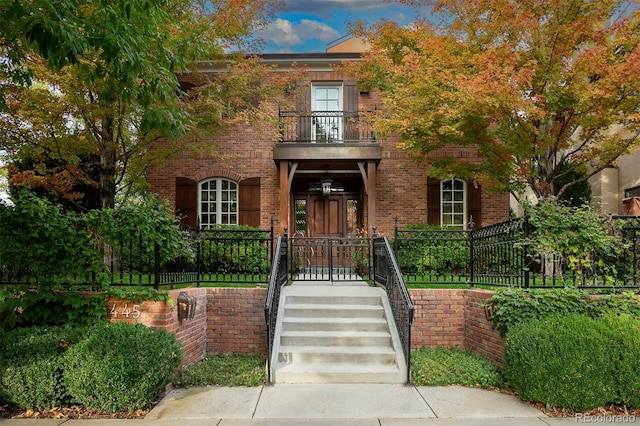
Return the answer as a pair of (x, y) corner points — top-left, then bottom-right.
(274, 111), (382, 162)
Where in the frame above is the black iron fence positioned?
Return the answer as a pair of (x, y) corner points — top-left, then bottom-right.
(373, 236), (414, 384)
(1, 225), (275, 289)
(157, 226), (274, 288)
(264, 235), (288, 385)
(394, 216), (640, 289)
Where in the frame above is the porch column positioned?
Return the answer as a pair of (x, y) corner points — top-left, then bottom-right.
(279, 161), (289, 235)
(367, 161), (377, 233)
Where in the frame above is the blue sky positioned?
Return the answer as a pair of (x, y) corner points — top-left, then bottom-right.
(257, 0), (432, 53)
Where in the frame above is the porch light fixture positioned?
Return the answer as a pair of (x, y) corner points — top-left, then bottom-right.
(321, 175), (332, 196)
(177, 291), (197, 321)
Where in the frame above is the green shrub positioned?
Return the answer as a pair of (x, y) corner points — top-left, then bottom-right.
(0, 192), (105, 286)
(504, 315), (617, 410)
(487, 288), (640, 336)
(411, 346), (502, 388)
(63, 322), (182, 412)
(1, 288), (108, 331)
(601, 314), (640, 407)
(486, 287), (591, 335)
(525, 200), (624, 285)
(0, 326), (88, 410)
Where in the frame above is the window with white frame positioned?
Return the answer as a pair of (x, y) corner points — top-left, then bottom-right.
(199, 178), (238, 227)
(441, 179), (466, 228)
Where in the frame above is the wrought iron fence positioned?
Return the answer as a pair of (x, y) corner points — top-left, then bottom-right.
(394, 216), (640, 289)
(278, 110), (376, 143)
(264, 234), (288, 385)
(373, 235), (414, 384)
(1, 225), (275, 289)
(154, 226), (274, 288)
(289, 236), (372, 281)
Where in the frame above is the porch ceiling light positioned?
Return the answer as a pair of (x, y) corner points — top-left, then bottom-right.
(321, 175), (332, 196)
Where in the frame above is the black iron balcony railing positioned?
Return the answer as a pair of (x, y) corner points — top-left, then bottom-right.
(278, 110), (376, 143)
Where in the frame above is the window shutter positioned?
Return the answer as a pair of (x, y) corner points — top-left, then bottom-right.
(296, 82), (311, 141)
(239, 177), (260, 227)
(468, 182), (482, 228)
(427, 177), (440, 226)
(175, 177), (197, 229)
(343, 80), (358, 141)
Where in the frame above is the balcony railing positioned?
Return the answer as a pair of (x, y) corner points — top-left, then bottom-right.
(278, 110), (376, 143)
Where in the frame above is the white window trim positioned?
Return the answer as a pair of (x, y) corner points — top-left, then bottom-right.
(440, 179), (467, 229)
(311, 82), (343, 143)
(198, 178), (238, 228)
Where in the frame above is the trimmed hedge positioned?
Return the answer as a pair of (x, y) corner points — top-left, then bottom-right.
(504, 314), (640, 410)
(0, 323), (182, 412)
(0, 326), (88, 410)
(63, 322), (183, 412)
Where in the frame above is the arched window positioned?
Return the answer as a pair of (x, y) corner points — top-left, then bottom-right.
(441, 179), (466, 228)
(199, 178), (238, 227)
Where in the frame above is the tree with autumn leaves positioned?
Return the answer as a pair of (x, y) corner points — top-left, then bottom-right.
(350, 0), (640, 204)
(0, 0), (281, 209)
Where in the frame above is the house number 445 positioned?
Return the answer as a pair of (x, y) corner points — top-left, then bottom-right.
(110, 303), (141, 319)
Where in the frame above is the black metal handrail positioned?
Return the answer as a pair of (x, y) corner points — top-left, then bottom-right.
(373, 235), (414, 384)
(264, 234), (288, 385)
(278, 110), (376, 143)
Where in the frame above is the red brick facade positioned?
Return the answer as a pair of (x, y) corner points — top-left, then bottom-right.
(109, 287), (505, 369)
(147, 55), (510, 237)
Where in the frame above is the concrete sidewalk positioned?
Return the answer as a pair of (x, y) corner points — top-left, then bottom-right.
(2, 384), (635, 425)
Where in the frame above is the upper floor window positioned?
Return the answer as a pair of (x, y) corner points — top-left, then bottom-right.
(441, 179), (466, 228)
(312, 83), (343, 142)
(199, 178), (238, 227)
(625, 186), (640, 198)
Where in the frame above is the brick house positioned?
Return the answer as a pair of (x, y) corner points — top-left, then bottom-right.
(147, 39), (510, 237)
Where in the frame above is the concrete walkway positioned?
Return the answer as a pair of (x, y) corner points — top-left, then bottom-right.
(2, 384), (634, 425)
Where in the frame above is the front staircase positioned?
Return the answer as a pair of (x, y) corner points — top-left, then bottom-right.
(269, 281), (407, 384)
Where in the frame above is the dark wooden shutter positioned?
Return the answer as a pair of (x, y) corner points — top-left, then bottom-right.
(427, 177), (441, 226)
(175, 177), (197, 229)
(468, 182), (482, 229)
(296, 82), (311, 142)
(343, 80), (358, 141)
(239, 177), (260, 227)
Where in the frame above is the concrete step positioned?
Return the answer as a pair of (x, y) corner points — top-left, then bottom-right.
(284, 304), (385, 318)
(274, 362), (406, 384)
(280, 330), (392, 347)
(283, 317), (389, 332)
(271, 283), (408, 384)
(286, 295), (382, 305)
(277, 345), (397, 364)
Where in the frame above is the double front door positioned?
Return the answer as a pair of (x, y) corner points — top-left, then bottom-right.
(293, 194), (360, 238)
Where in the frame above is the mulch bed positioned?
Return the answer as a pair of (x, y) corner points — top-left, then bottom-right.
(534, 403), (640, 419)
(0, 404), (150, 419)
(0, 394), (163, 420)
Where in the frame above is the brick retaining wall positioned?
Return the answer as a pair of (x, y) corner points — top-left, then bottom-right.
(108, 287), (504, 368)
(206, 287), (267, 355)
(107, 288), (208, 367)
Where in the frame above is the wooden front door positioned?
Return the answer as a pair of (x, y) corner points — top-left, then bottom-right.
(291, 190), (363, 278)
(310, 195), (343, 237)
(294, 193), (361, 238)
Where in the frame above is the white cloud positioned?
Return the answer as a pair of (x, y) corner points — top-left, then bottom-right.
(259, 18), (341, 48)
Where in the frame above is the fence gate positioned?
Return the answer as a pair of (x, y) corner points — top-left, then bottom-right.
(289, 237), (372, 282)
